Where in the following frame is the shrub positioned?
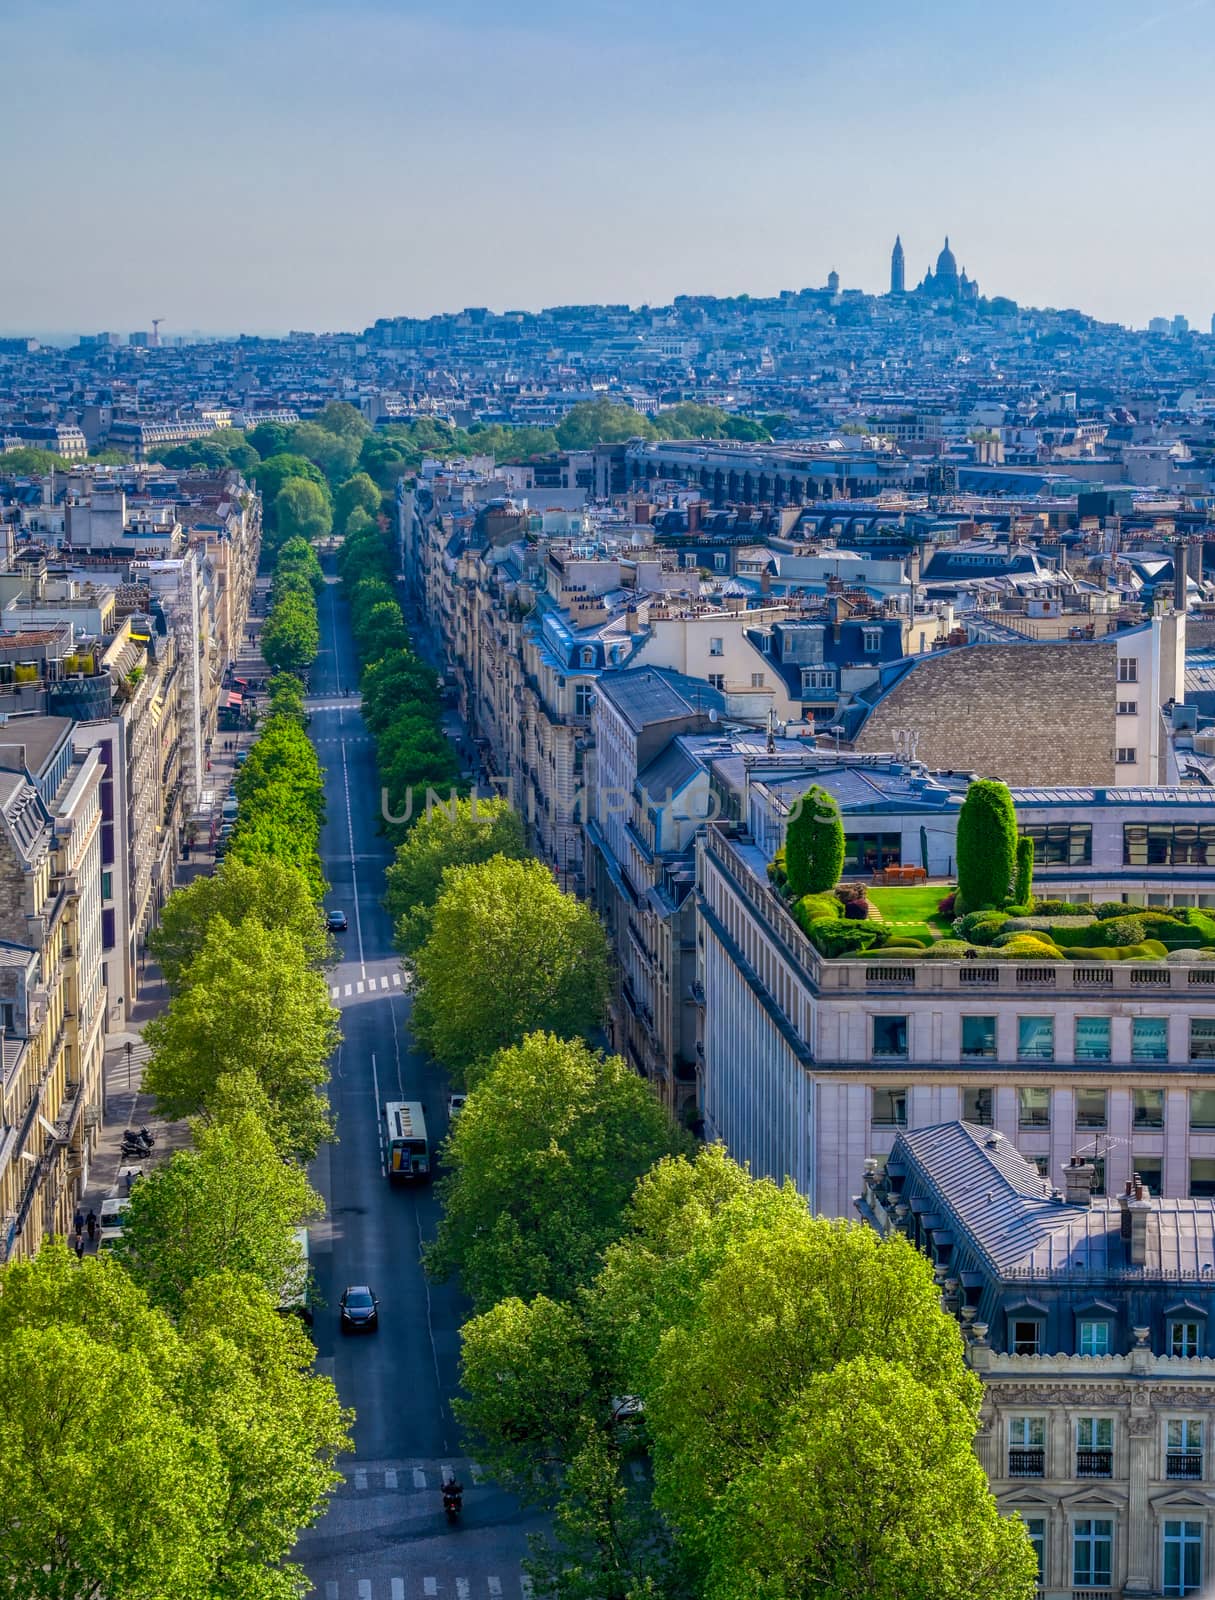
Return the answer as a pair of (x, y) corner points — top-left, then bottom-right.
(792, 893), (841, 935)
(1095, 901), (1145, 919)
(956, 779), (1018, 911)
(1104, 916), (1145, 947)
(784, 785), (846, 897)
(883, 936), (927, 951)
(1013, 835), (1034, 907)
(918, 940), (976, 960)
(1033, 899), (1093, 917)
(804, 919), (881, 958)
(842, 894), (872, 921)
(937, 891), (957, 917)
(767, 847), (787, 889)
(958, 910), (1008, 944)
(995, 936), (1065, 960)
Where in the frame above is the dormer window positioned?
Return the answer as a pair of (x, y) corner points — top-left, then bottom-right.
(863, 627), (883, 654)
(1012, 1318), (1042, 1355)
(1170, 1319), (1202, 1358)
(1079, 1318), (1112, 1357)
(580, 648), (595, 668)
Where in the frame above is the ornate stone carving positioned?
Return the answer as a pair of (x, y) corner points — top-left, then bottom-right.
(1128, 1415), (1156, 1435)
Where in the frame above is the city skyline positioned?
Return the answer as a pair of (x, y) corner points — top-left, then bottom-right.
(5, 0), (1215, 332)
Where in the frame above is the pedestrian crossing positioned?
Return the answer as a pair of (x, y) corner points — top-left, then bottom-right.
(322, 1580), (528, 1599)
(306, 697), (364, 712)
(332, 1461), (482, 1493)
(331, 971), (405, 1001)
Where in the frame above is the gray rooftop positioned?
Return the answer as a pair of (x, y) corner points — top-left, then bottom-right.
(597, 668), (725, 733)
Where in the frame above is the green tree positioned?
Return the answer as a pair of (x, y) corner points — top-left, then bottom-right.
(0, 446), (69, 473)
(385, 795), (527, 952)
(0, 1243), (350, 1600)
(150, 857), (328, 991)
(1013, 834), (1034, 907)
(262, 589), (320, 675)
(251, 451), (326, 509)
(121, 1111), (320, 1317)
(956, 778), (1018, 911)
(289, 422), (360, 483)
(313, 400), (370, 440)
(267, 670), (308, 724)
(247, 420), (293, 459)
(275, 534), (325, 592)
(427, 1032), (685, 1308)
(274, 477), (333, 546)
(333, 471), (382, 534)
(143, 918), (338, 1160)
(411, 857), (611, 1077)
(554, 399), (657, 451)
(783, 783), (845, 896)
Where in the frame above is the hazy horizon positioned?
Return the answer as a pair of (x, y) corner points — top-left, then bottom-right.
(5, 0), (1215, 334)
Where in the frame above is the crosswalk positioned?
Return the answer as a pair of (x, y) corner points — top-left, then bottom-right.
(322, 1580), (530, 1599)
(306, 697), (365, 712)
(331, 971), (405, 1001)
(333, 1463), (483, 1494)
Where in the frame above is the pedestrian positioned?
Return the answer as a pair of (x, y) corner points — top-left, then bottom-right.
(74, 1206), (84, 1234)
(86, 1209), (97, 1242)
(74, 1231), (84, 1260)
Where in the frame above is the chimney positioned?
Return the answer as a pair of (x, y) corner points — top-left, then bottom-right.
(687, 499), (703, 534)
(625, 604), (639, 634)
(1063, 1156), (1096, 1207)
(1119, 1180), (1134, 1241)
(1128, 1179), (1151, 1267)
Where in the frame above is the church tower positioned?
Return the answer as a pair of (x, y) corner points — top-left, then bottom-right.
(890, 234), (905, 295)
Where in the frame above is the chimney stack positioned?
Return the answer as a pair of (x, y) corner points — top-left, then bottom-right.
(687, 499), (703, 535)
(1063, 1156), (1096, 1207)
(1128, 1178), (1151, 1266)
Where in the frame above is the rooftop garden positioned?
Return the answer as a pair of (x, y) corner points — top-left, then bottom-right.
(768, 778), (1215, 963)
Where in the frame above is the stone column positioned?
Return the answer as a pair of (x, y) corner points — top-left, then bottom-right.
(1124, 1408), (1155, 1594)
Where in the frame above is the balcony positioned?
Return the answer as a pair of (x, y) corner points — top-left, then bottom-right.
(1007, 1447), (1045, 1478)
(1167, 1451), (1203, 1480)
(1075, 1449), (1113, 1477)
(1070, 1591), (1112, 1600)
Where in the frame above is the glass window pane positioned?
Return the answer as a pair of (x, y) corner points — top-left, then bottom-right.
(1133, 1088), (1165, 1128)
(1133, 1017), (1169, 1063)
(1076, 1087), (1108, 1128)
(1191, 1091), (1215, 1131)
(1076, 1016), (1111, 1062)
(1018, 1016), (1055, 1062)
(1018, 1087), (1051, 1128)
(1079, 1319), (1111, 1356)
(872, 1016), (907, 1058)
(1192, 1019), (1215, 1061)
(871, 1087), (907, 1126)
(1133, 1155), (1162, 1193)
(963, 1086), (994, 1126)
(1191, 1158), (1215, 1198)
(962, 1016), (997, 1058)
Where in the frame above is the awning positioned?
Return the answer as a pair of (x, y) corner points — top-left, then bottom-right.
(226, 692), (243, 708)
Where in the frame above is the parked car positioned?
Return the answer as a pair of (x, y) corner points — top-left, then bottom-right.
(448, 1093), (467, 1120)
(326, 909), (348, 932)
(339, 1285), (379, 1333)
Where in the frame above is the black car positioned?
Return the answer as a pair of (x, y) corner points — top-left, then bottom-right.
(339, 1285), (379, 1333)
(326, 909), (348, 932)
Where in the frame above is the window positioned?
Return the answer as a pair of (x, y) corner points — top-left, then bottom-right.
(750, 672), (765, 688)
(1164, 1520), (1203, 1597)
(1133, 1017), (1169, 1064)
(100, 869), (112, 900)
(1019, 1086), (1051, 1128)
(863, 627), (882, 654)
(1025, 1517), (1047, 1584)
(1191, 1091), (1215, 1131)
(1167, 1418), (1203, 1477)
(709, 637), (723, 656)
(1192, 1159), (1215, 1199)
(963, 1086), (994, 1126)
(574, 683), (593, 717)
(1133, 1155), (1162, 1193)
(1019, 821), (1092, 866)
(1134, 1088), (1165, 1128)
(871, 1087), (908, 1126)
(759, 631), (771, 652)
(1076, 1087), (1108, 1129)
(843, 831), (899, 873)
(1091, 1155), (1107, 1196)
(1170, 1323), (1202, 1359)
(1117, 699), (1139, 715)
(713, 553), (727, 572)
(1076, 1417), (1113, 1477)
(1008, 1416), (1046, 1477)
(1119, 656), (1138, 681)
(1079, 1318), (1112, 1356)
(1124, 822), (1215, 867)
(682, 552), (697, 567)
(1074, 1518), (1113, 1587)
(1117, 746), (1138, 764)
(1192, 1019), (1215, 1061)
(1075, 1016), (1111, 1062)
(871, 1016), (908, 1059)
(1012, 1319), (1042, 1355)
(801, 667), (837, 692)
(1018, 1016), (1054, 1062)
(580, 648), (595, 668)
(707, 673), (725, 691)
(961, 1016), (998, 1059)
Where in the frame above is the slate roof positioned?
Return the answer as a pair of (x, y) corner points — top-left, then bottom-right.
(598, 668), (725, 733)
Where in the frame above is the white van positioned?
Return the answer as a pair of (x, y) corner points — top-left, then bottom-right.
(98, 1194), (130, 1251)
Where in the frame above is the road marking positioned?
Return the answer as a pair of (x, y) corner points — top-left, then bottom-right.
(356, 980), (365, 995)
(339, 737), (367, 980)
(385, 1468), (398, 1489)
(488, 1580), (502, 1597)
(456, 1582), (470, 1600)
(413, 1466), (427, 1488)
(358, 1583), (372, 1600)
(355, 1469), (367, 1490)
(424, 1581), (438, 1597)
(330, 985), (340, 999)
(392, 971), (401, 986)
(380, 975), (388, 990)
(344, 983), (352, 997)
(391, 1582), (405, 1600)
(372, 1053), (384, 1177)
(440, 1463), (453, 1482)
(468, 1461), (482, 1482)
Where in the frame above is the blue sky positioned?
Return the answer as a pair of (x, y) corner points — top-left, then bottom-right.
(3, 0), (1214, 335)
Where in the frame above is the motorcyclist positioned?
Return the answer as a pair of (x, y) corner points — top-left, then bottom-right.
(442, 1475), (463, 1509)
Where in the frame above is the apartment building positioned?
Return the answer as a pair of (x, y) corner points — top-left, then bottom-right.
(0, 720), (104, 1264)
(696, 821), (1215, 1220)
(860, 1122), (1215, 1600)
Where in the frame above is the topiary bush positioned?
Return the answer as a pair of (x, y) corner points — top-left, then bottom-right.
(1033, 899), (1093, 917)
(792, 893), (842, 935)
(767, 846), (787, 889)
(958, 910), (1009, 944)
(842, 894), (872, 921)
(937, 891), (957, 917)
(994, 935), (1065, 960)
(804, 919), (883, 958)
(919, 940), (978, 959)
(1104, 916), (1146, 947)
(1096, 901), (1146, 919)
(784, 785), (846, 897)
(1013, 835), (1034, 907)
(956, 779), (1018, 911)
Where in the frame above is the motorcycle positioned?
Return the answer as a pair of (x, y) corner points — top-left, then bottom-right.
(442, 1486), (463, 1526)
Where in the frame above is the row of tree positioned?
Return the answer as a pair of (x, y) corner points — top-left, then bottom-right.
(378, 795), (1037, 1600)
(262, 534), (323, 676)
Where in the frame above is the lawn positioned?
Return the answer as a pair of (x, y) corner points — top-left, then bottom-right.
(867, 884), (955, 943)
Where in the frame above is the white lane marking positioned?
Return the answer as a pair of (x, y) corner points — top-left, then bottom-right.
(344, 983), (352, 997)
(372, 1053), (384, 1177)
(355, 1469), (367, 1490)
(456, 1582), (470, 1600)
(412, 1466), (427, 1488)
(356, 980), (365, 995)
(440, 1463), (453, 1482)
(392, 971), (401, 986)
(339, 737), (366, 980)
(391, 1582), (405, 1600)
(358, 1583), (372, 1600)
(385, 1468), (397, 1489)
(380, 975), (389, 990)
(488, 1579), (503, 1597)
(424, 1581), (438, 1598)
(468, 1461), (482, 1482)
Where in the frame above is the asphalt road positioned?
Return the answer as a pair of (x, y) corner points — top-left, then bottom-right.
(294, 569), (544, 1600)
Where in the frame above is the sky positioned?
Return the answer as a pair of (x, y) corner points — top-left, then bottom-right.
(3, 0), (1215, 337)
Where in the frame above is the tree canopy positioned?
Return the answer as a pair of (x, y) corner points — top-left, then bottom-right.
(411, 856), (611, 1078)
(427, 1032), (685, 1309)
(956, 778), (1018, 911)
(274, 477), (332, 548)
(333, 471), (382, 534)
(384, 795), (527, 952)
(784, 782), (846, 896)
